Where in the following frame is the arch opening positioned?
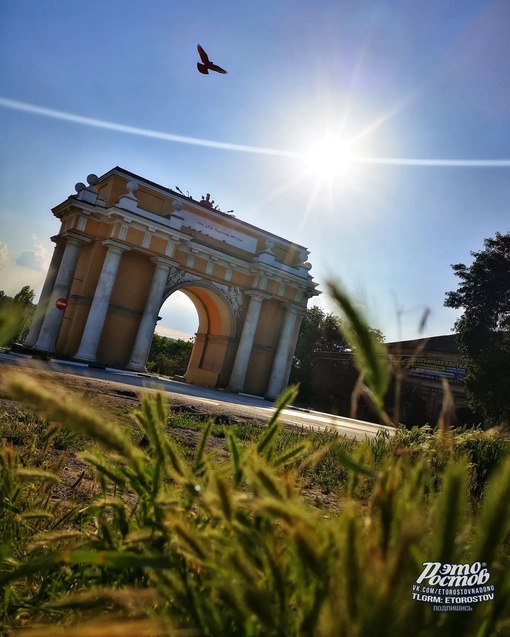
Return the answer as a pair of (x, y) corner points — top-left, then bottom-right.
(146, 291), (197, 378)
(153, 282), (236, 387)
(156, 290), (198, 341)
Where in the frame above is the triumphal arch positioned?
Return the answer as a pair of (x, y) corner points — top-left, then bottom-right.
(25, 167), (319, 398)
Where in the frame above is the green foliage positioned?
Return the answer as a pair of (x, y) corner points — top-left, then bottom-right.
(290, 303), (384, 416)
(0, 285), (36, 348)
(327, 281), (392, 425)
(146, 334), (193, 377)
(0, 285), (35, 346)
(13, 285), (35, 307)
(290, 305), (348, 404)
(444, 232), (510, 424)
(0, 407), (84, 453)
(0, 427), (69, 558)
(2, 374), (510, 636)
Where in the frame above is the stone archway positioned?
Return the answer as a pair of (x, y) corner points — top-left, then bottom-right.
(160, 271), (239, 388)
(25, 167), (319, 398)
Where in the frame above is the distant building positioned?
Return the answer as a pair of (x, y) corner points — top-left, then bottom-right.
(386, 335), (480, 426)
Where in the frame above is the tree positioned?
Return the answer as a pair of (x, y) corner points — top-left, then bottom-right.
(444, 232), (510, 424)
(147, 334), (193, 377)
(0, 285), (35, 345)
(13, 285), (35, 343)
(13, 285), (35, 307)
(290, 305), (384, 416)
(291, 306), (348, 399)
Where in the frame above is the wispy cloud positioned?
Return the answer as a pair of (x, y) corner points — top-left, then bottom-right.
(0, 242), (9, 270)
(16, 250), (46, 272)
(0, 239), (49, 295)
(15, 238), (50, 272)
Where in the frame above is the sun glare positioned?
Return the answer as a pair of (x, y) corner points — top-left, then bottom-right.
(303, 137), (357, 182)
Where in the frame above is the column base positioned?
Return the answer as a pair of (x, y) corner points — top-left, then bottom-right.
(74, 353), (98, 363)
(31, 347), (57, 358)
(10, 343), (37, 356)
(126, 362), (146, 372)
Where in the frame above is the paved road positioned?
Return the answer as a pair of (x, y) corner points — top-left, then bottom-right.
(0, 350), (395, 441)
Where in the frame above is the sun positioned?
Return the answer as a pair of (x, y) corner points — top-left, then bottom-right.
(303, 136), (357, 183)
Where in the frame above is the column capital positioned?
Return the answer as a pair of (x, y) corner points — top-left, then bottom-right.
(102, 238), (131, 254)
(245, 289), (272, 302)
(281, 301), (305, 316)
(50, 235), (67, 248)
(151, 256), (179, 270)
(61, 230), (92, 247)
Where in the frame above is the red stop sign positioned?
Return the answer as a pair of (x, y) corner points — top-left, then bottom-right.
(55, 297), (68, 310)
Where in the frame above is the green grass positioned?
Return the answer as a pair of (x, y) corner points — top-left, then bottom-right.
(3, 390), (507, 505)
(1, 373), (510, 636)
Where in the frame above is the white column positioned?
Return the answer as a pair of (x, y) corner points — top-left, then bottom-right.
(75, 240), (130, 361)
(24, 239), (65, 348)
(266, 305), (300, 400)
(34, 234), (89, 353)
(282, 312), (304, 389)
(228, 291), (269, 392)
(126, 258), (174, 371)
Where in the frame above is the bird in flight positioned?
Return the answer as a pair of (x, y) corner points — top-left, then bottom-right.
(197, 44), (228, 75)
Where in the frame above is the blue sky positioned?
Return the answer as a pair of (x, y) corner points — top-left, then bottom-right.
(1, 0), (509, 342)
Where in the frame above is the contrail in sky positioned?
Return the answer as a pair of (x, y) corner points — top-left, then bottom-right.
(1, 97), (510, 167)
(354, 156), (510, 167)
(0, 97), (298, 158)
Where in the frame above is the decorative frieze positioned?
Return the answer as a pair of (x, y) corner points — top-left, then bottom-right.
(166, 266), (200, 290)
(212, 282), (243, 317)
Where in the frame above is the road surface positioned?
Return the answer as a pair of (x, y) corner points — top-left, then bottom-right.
(0, 349), (395, 441)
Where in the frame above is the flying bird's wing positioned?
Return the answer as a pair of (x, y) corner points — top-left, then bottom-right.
(197, 44), (227, 75)
(209, 63), (228, 74)
(197, 44), (210, 65)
